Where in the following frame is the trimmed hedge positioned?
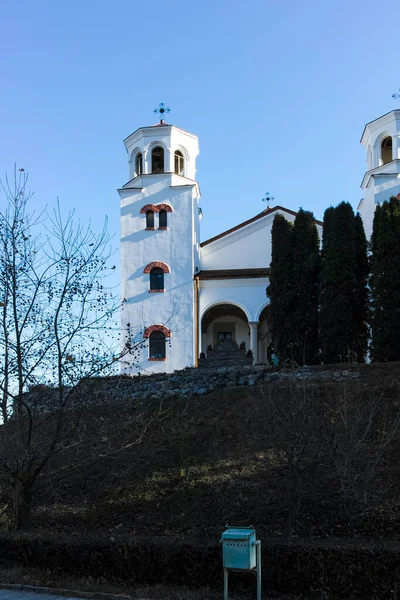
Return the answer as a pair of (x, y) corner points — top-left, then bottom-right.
(0, 534), (400, 599)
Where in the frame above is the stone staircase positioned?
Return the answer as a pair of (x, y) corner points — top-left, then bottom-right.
(198, 340), (253, 370)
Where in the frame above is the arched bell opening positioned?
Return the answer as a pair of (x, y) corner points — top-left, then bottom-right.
(381, 136), (393, 165)
(134, 152), (143, 177)
(201, 303), (249, 354)
(174, 150), (185, 176)
(151, 146), (165, 174)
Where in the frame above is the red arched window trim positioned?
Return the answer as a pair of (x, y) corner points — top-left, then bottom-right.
(143, 261), (170, 274)
(157, 204), (173, 213)
(140, 204), (157, 214)
(143, 324), (172, 339)
(140, 204), (173, 214)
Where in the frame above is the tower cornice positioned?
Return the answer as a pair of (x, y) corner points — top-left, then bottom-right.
(360, 159), (400, 188)
(360, 110), (400, 146)
(123, 124), (198, 151)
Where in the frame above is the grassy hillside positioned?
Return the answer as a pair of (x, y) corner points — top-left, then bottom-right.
(18, 362), (400, 543)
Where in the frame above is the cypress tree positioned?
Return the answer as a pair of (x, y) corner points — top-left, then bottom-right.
(267, 214), (293, 362)
(291, 209), (320, 365)
(319, 202), (367, 363)
(370, 197), (400, 361)
(353, 213), (369, 361)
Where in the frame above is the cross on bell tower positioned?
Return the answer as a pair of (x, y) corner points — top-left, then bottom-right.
(154, 102), (171, 124)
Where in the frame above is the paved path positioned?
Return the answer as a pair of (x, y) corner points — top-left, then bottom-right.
(0, 591), (89, 600)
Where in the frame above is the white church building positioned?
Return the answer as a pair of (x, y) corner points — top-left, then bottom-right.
(357, 108), (400, 239)
(119, 106), (400, 374)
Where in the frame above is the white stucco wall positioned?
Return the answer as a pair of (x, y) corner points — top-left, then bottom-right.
(200, 212), (282, 271)
(357, 195), (375, 241)
(120, 178), (200, 374)
(199, 278), (270, 329)
(359, 176), (400, 240)
(120, 123), (201, 374)
(200, 209), (322, 272)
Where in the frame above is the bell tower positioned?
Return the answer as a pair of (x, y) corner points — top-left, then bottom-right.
(119, 106), (200, 374)
(358, 107), (400, 238)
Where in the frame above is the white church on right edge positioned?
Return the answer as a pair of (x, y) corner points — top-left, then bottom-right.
(119, 104), (400, 375)
(358, 107), (400, 239)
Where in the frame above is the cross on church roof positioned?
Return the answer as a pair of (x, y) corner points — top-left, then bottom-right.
(154, 102), (170, 124)
(262, 192), (274, 208)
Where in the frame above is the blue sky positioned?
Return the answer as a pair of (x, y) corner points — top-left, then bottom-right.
(0, 0), (398, 252)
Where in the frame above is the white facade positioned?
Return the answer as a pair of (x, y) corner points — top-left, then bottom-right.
(119, 120), (322, 374)
(358, 110), (400, 239)
(119, 123), (200, 374)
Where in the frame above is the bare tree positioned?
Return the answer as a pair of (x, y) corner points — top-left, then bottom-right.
(0, 169), (132, 529)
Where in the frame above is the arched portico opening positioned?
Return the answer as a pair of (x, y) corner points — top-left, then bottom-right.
(201, 303), (249, 349)
(258, 304), (273, 365)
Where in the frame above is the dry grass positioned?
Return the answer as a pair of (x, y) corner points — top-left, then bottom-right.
(2, 362), (400, 542)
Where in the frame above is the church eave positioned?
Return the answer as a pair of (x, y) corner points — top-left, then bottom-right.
(117, 187), (143, 195)
(196, 268), (270, 280)
(360, 159), (400, 188)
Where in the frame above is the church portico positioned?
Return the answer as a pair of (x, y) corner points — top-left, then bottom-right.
(198, 302), (253, 369)
(201, 303), (250, 351)
(198, 274), (271, 365)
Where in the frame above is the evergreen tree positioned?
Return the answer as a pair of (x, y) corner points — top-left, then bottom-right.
(353, 213), (369, 361)
(370, 197), (400, 361)
(291, 209), (320, 365)
(267, 214), (293, 362)
(319, 202), (368, 363)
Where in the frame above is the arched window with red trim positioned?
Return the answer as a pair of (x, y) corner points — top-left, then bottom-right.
(150, 267), (164, 291)
(143, 325), (171, 361)
(149, 331), (166, 360)
(144, 261), (170, 292)
(159, 209), (167, 228)
(146, 210), (154, 229)
(141, 204), (172, 230)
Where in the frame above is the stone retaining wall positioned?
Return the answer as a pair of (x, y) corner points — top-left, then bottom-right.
(76, 365), (359, 405)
